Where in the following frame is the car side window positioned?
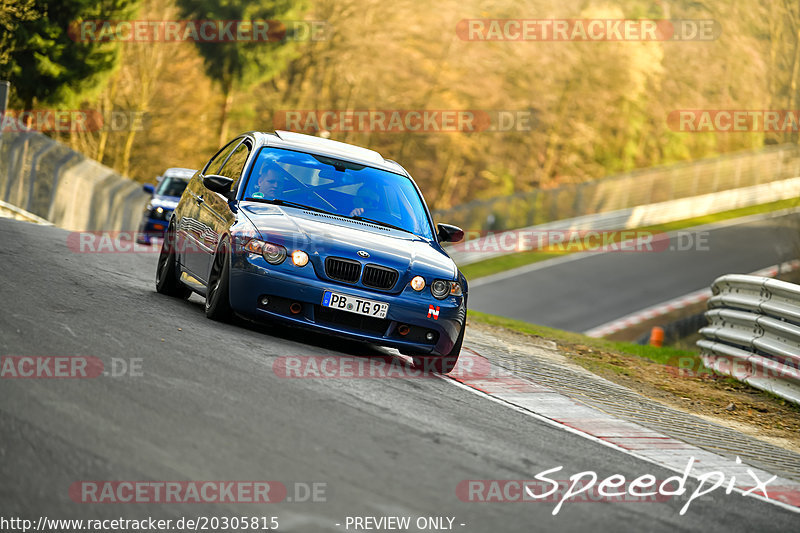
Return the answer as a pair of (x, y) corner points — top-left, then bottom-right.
(204, 139), (241, 175)
(217, 141), (251, 191)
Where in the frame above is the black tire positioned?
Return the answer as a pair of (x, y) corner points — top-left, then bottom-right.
(156, 220), (191, 299)
(205, 239), (233, 321)
(412, 321), (465, 374)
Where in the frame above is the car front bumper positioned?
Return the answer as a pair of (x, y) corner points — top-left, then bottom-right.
(137, 216), (170, 244)
(228, 253), (466, 356)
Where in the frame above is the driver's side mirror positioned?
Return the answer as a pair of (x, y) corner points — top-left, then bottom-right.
(142, 183), (155, 195)
(203, 174), (235, 196)
(437, 223), (464, 243)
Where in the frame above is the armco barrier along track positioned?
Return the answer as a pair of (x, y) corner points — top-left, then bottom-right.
(699, 274), (800, 405)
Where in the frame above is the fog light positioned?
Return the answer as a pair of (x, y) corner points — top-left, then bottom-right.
(260, 296), (269, 306)
(397, 324), (410, 336)
(291, 250), (309, 267)
(426, 332), (434, 341)
(410, 276), (425, 291)
(290, 302), (302, 314)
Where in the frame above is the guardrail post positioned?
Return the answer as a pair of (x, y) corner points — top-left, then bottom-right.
(0, 80), (9, 117)
(27, 143), (56, 213)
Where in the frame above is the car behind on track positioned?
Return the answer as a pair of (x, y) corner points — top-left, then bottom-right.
(138, 167), (196, 244)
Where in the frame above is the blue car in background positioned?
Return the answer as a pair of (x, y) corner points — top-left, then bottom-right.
(155, 131), (467, 372)
(137, 167), (196, 244)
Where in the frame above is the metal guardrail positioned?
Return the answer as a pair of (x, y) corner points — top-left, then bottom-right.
(0, 118), (148, 231)
(433, 144), (800, 232)
(698, 274), (800, 405)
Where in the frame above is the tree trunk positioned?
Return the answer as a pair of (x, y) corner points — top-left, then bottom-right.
(218, 77), (234, 146)
(97, 59), (121, 165)
(121, 101), (146, 178)
(788, 28), (800, 144)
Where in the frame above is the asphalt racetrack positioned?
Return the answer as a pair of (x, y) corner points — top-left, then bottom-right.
(1, 217), (797, 531)
(470, 213), (800, 332)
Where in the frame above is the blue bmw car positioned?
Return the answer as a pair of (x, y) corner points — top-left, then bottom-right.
(156, 131), (467, 372)
(138, 167), (196, 244)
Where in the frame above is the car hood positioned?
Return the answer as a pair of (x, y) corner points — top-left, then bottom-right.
(150, 194), (180, 210)
(239, 202), (456, 282)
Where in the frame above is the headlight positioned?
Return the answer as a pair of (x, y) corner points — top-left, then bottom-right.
(244, 239), (287, 265)
(410, 276), (426, 291)
(263, 243), (287, 264)
(432, 279), (462, 299)
(431, 279), (449, 299)
(146, 205), (170, 220)
(291, 250), (309, 267)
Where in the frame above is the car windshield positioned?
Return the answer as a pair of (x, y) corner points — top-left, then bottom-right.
(155, 176), (190, 197)
(242, 147), (434, 239)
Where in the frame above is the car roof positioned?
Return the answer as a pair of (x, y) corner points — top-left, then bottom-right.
(246, 131), (409, 175)
(162, 167), (196, 178)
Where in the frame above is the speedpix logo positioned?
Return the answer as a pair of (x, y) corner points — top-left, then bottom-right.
(457, 457), (779, 516)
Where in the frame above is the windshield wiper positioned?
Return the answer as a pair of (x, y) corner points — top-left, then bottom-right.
(243, 197), (337, 216)
(350, 215), (412, 234)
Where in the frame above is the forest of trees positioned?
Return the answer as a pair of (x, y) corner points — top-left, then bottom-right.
(1, 0), (799, 209)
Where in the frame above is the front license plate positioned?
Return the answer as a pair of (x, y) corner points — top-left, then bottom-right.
(321, 291), (389, 319)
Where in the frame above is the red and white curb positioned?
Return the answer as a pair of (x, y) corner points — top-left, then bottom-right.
(583, 259), (800, 338)
(445, 347), (800, 513)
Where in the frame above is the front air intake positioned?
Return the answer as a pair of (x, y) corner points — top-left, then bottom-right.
(362, 264), (399, 290)
(325, 257), (361, 283)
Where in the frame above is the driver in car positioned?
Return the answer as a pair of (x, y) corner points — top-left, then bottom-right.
(251, 165), (287, 199)
(349, 184), (381, 217)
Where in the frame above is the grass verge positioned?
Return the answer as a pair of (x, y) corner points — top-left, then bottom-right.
(468, 310), (696, 365)
(467, 310), (800, 451)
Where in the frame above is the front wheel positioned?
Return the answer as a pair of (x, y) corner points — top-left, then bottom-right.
(205, 240), (233, 321)
(412, 321), (465, 374)
(156, 220), (191, 299)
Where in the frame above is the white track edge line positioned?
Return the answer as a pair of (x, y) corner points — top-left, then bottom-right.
(441, 373), (800, 514)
